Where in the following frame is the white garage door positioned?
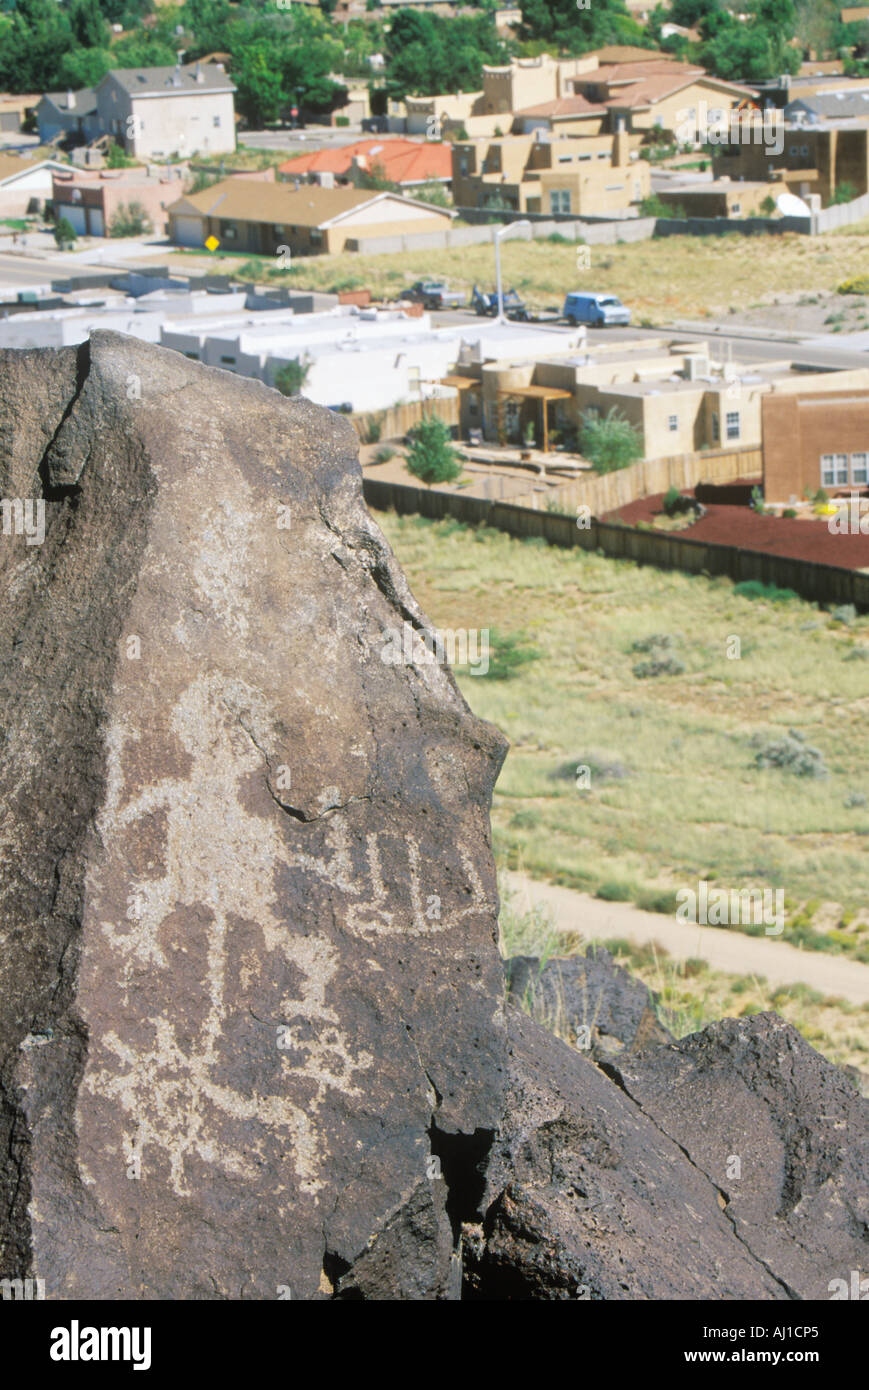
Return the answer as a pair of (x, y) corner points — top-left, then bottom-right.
(58, 202), (86, 235)
(89, 208), (104, 237)
(172, 215), (204, 248)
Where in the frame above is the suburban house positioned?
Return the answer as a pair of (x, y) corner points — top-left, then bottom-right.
(37, 63), (235, 160)
(95, 63), (236, 160)
(166, 178), (455, 254)
(713, 120), (869, 205)
(566, 59), (756, 141)
(0, 153), (72, 217)
(51, 166), (187, 237)
(277, 137), (452, 190)
(762, 390), (869, 503)
(36, 89), (101, 145)
(451, 128), (649, 215)
(445, 338), (869, 460)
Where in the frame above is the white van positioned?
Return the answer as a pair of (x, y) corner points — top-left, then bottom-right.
(563, 292), (631, 327)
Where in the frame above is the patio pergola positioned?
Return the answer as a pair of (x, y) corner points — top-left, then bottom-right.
(496, 384), (572, 452)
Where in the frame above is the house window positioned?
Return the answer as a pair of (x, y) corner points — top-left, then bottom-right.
(220, 355), (236, 364)
(310, 229), (323, 245)
(726, 410), (740, 440)
(852, 452), (868, 484)
(821, 453), (848, 485)
(220, 221), (237, 239)
(550, 190), (571, 214)
(732, 202), (741, 213)
(668, 414), (678, 432)
(558, 154), (573, 163)
(468, 393), (479, 418)
(184, 352), (199, 360)
(712, 411), (719, 441)
(789, 145), (799, 156)
(213, 115), (221, 128)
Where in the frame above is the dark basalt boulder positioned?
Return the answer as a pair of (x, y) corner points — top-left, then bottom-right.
(0, 332), (508, 1300)
(504, 947), (672, 1061)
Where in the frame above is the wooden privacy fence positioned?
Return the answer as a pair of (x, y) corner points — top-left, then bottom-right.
(509, 446), (762, 515)
(351, 396), (458, 443)
(362, 476), (869, 611)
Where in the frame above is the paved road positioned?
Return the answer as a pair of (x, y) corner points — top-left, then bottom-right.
(504, 870), (869, 1004)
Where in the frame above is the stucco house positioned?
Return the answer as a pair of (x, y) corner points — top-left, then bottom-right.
(36, 89), (101, 146)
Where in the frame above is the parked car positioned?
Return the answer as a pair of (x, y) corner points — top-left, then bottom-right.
(563, 291), (631, 327)
(405, 280), (467, 310)
(471, 284), (528, 319)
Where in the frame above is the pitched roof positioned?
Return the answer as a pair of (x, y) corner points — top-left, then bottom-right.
(517, 95), (607, 119)
(600, 71), (756, 108)
(102, 62), (234, 97)
(40, 89), (98, 116)
(278, 137), (452, 184)
(166, 177), (426, 227)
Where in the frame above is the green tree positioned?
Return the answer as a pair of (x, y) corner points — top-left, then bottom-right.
(53, 216), (78, 248)
(579, 407), (643, 473)
(70, 0), (108, 47)
(274, 358), (312, 397)
(519, 0), (648, 53)
(58, 47), (112, 88)
(405, 414), (463, 487)
(110, 33), (179, 67)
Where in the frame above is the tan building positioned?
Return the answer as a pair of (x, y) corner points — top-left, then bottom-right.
(447, 338), (869, 460)
(451, 130), (649, 214)
(763, 390), (869, 503)
(568, 61), (756, 140)
(52, 166), (186, 236)
(656, 179), (777, 217)
(167, 178), (454, 254)
(713, 121), (869, 205)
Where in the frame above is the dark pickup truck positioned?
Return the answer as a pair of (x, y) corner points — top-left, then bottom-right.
(470, 284), (529, 320)
(405, 280), (467, 310)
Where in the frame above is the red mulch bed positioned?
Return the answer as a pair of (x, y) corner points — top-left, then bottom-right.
(604, 491), (869, 571)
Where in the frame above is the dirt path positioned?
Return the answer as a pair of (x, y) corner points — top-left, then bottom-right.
(504, 871), (869, 1006)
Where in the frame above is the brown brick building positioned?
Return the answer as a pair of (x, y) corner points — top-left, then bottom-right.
(762, 389), (869, 502)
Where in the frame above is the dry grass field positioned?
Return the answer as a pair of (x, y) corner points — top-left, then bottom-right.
(173, 227), (869, 323)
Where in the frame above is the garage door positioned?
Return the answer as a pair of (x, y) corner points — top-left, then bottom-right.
(89, 207), (104, 237)
(172, 215), (204, 248)
(58, 203), (86, 235)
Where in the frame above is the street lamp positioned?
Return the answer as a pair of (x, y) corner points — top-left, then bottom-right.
(494, 218), (530, 324)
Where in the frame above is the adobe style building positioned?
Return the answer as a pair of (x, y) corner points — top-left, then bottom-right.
(51, 167), (186, 237)
(451, 129), (649, 215)
(445, 338), (869, 460)
(762, 390), (869, 503)
(713, 118), (869, 206)
(167, 178), (454, 254)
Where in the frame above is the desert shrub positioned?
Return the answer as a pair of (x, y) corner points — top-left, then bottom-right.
(733, 580), (798, 603)
(361, 413), (384, 444)
(579, 407), (643, 474)
(844, 791), (867, 807)
(595, 880), (635, 901)
(631, 632), (676, 654)
(273, 358), (311, 397)
(374, 446), (395, 464)
(845, 647), (869, 661)
(551, 755), (630, 784)
(483, 628), (541, 680)
(633, 653), (686, 678)
(635, 887), (681, 915)
(109, 201), (153, 237)
(838, 275), (869, 295)
(53, 216), (77, 248)
(782, 507), (797, 518)
(831, 603), (857, 625)
(509, 808), (542, 830)
(662, 485), (682, 516)
(752, 730), (827, 778)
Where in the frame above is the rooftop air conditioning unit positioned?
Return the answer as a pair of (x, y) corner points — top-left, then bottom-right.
(685, 352), (710, 380)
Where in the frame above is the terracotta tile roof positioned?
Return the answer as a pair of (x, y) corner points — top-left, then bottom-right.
(278, 137), (452, 184)
(517, 95), (607, 119)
